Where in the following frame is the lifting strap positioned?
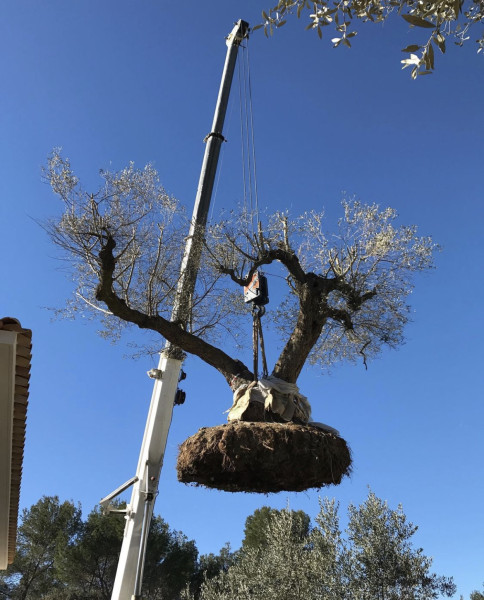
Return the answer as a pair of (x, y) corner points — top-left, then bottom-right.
(252, 304), (268, 380)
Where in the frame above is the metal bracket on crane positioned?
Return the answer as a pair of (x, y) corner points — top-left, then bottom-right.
(147, 368), (163, 380)
(203, 131), (226, 143)
(100, 476), (139, 514)
(226, 19), (249, 47)
(174, 389), (186, 406)
(142, 462), (160, 496)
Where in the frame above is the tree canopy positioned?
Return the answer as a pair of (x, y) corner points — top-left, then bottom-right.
(186, 491), (456, 600)
(1, 493), (463, 600)
(257, 0), (484, 78)
(241, 506), (311, 552)
(44, 150), (436, 396)
(0, 497), (198, 600)
(0, 496), (82, 600)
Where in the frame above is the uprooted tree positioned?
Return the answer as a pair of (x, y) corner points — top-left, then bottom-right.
(44, 149), (436, 397)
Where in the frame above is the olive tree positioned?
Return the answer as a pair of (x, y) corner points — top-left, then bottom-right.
(183, 507), (335, 600)
(257, 0), (484, 78)
(183, 492), (455, 600)
(347, 491), (456, 599)
(44, 149), (436, 397)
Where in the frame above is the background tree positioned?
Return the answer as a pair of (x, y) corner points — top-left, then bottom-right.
(347, 490), (456, 599)
(55, 504), (126, 600)
(2, 493), (457, 600)
(142, 520), (198, 600)
(257, 0), (484, 78)
(0, 497), (82, 600)
(60, 509), (197, 600)
(44, 151), (436, 402)
(186, 491), (456, 600)
(241, 506), (310, 552)
(184, 507), (333, 600)
(188, 544), (236, 600)
(1, 498), (198, 600)
(470, 588), (484, 600)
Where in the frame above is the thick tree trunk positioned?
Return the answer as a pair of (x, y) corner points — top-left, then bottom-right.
(94, 233), (368, 398)
(272, 283), (326, 383)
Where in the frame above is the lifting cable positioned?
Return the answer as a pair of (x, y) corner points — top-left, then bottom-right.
(239, 35), (269, 381)
(238, 36), (261, 239)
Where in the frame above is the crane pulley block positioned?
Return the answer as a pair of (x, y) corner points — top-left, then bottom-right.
(244, 270), (269, 306)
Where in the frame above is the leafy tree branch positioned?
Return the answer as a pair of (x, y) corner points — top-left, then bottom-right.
(256, 0), (484, 77)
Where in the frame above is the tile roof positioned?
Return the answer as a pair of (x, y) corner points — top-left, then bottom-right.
(0, 317), (32, 566)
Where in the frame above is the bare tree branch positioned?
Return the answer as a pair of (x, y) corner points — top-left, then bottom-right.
(94, 231), (252, 385)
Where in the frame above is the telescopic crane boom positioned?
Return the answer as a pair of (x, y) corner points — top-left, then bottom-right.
(107, 20), (249, 600)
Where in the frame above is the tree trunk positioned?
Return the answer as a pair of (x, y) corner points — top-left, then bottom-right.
(272, 283), (326, 383)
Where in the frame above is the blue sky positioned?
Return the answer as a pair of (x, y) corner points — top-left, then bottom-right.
(1, 0), (484, 596)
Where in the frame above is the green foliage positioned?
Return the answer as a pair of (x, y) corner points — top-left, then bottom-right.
(257, 0), (484, 77)
(143, 519), (198, 600)
(2, 493), (458, 600)
(2, 497), (198, 600)
(470, 588), (484, 600)
(241, 506), (310, 552)
(188, 544), (236, 599)
(347, 490), (456, 599)
(189, 508), (332, 600)
(56, 503), (126, 600)
(0, 496), (82, 600)
(188, 491), (456, 600)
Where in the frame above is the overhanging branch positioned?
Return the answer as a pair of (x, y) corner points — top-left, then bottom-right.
(95, 233), (253, 385)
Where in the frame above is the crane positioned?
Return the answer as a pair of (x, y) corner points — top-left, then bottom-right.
(100, 20), (250, 600)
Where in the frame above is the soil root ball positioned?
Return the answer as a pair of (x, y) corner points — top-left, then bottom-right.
(176, 421), (352, 493)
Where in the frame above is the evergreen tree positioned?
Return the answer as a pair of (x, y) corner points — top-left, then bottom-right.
(0, 496), (82, 600)
(242, 507), (310, 552)
(56, 503), (126, 600)
(189, 544), (236, 599)
(187, 508), (333, 600)
(1, 498), (197, 600)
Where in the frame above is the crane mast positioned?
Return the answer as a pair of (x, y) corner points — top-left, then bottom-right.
(105, 20), (249, 600)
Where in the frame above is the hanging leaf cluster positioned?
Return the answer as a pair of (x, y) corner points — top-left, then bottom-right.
(255, 0), (484, 77)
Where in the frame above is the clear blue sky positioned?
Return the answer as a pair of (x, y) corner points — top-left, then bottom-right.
(2, 1), (484, 596)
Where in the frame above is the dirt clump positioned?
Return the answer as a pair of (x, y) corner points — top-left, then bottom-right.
(177, 421), (351, 493)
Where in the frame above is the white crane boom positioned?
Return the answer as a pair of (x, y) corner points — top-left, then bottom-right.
(108, 20), (249, 600)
